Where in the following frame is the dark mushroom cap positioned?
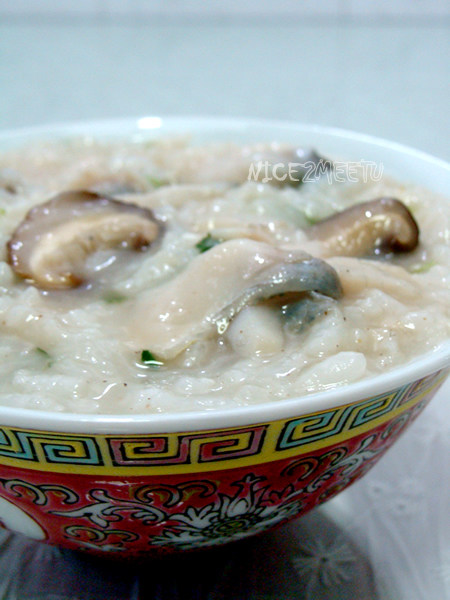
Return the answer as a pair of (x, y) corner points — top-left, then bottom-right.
(7, 190), (163, 289)
(309, 197), (419, 256)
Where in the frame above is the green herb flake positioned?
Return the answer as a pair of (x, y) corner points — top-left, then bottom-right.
(35, 347), (52, 367)
(304, 214), (322, 226)
(103, 291), (127, 304)
(0, 208), (6, 216)
(409, 260), (437, 274)
(141, 350), (163, 367)
(36, 347), (49, 356)
(146, 175), (168, 189)
(196, 234), (221, 253)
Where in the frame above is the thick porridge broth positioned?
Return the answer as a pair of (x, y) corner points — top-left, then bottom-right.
(0, 137), (448, 413)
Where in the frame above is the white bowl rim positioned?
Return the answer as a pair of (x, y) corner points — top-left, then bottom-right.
(0, 115), (449, 434)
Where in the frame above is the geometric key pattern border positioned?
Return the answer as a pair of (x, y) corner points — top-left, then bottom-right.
(0, 368), (446, 475)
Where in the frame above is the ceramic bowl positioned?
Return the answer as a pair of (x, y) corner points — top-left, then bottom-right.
(0, 117), (448, 557)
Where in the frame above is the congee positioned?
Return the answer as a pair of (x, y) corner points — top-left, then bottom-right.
(0, 137), (448, 413)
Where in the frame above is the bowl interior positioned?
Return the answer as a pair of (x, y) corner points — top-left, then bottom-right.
(0, 116), (449, 433)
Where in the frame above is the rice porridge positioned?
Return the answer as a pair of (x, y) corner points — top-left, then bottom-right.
(0, 136), (448, 414)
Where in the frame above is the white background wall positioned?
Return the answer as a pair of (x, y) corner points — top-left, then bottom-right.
(0, 0), (449, 160)
(0, 0), (449, 20)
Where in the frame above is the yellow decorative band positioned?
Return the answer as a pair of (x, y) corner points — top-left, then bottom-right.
(0, 370), (446, 475)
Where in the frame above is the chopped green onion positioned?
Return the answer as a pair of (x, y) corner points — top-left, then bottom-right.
(146, 175), (168, 189)
(103, 291), (127, 304)
(141, 350), (163, 367)
(409, 260), (437, 274)
(0, 208), (6, 216)
(304, 214), (322, 226)
(196, 234), (221, 253)
(36, 347), (50, 358)
(35, 347), (52, 368)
